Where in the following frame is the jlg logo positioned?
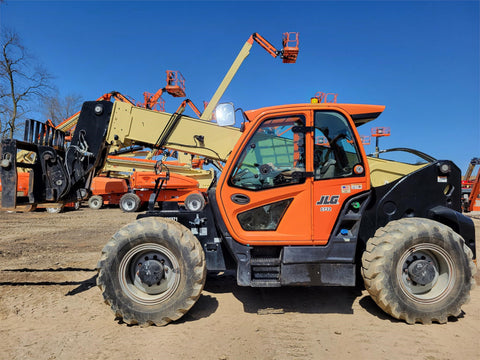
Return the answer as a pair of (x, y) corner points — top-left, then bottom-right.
(316, 195), (340, 206)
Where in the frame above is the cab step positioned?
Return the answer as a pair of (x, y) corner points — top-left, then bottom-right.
(250, 279), (281, 287)
(250, 257), (281, 266)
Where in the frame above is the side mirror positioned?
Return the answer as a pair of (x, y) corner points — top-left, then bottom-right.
(214, 103), (235, 127)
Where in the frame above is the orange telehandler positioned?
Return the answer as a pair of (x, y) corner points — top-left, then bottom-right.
(0, 32), (476, 326)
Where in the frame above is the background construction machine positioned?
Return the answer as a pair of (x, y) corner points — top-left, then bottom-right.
(90, 154), (213, 212)
(0, 32), (476, 326)
(462, 157), (480, 212)
(2, 71), (212, 213)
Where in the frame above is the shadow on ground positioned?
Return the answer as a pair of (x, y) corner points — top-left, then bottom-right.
(204, 271), (363, 315)
(0, 268), (97, 296)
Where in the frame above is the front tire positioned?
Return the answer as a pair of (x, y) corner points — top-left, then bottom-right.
(97, 217), (206, 326)
(361, 218), (476, 324)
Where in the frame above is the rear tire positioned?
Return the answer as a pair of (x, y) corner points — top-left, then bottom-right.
(119, 193), (141, 212)
(47, 206), (63, 214)
(96, 217), (206, 326)
(361, 218), (476, 324)
(88, 195), (103, 210)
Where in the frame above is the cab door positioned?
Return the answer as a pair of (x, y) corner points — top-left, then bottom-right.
(311, 110), (370, 244)
(216, 111), (313, 246)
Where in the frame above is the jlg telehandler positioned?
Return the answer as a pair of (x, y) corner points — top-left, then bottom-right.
(0, 32), (476, 325)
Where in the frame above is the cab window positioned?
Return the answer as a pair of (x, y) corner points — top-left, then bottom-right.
(230, 115), (306, 190)
(314, 111), (361, 180)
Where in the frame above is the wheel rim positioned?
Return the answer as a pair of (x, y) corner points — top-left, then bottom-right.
(91, 199), (99, 208)
(118, 243), (181, 305)
(397, 243), (456, 304)
(122, 198), (136, 211)
(187, 199), (201, 211)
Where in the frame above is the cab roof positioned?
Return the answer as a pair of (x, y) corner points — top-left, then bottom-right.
(244, 103), (386, 127)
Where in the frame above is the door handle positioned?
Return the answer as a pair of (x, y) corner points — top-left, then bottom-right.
(231, 193), (250, 205)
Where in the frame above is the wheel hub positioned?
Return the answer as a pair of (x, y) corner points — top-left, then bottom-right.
(137, 260), (164, 286)
(407, 259), (436, 286)
(398, 244), (456, 303)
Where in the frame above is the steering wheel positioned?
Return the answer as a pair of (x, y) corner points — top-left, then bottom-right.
(258, 163), (273, 176)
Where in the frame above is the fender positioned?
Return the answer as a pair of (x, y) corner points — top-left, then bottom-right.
(428, 205), (476, 257)
(358, 160), (476, 258)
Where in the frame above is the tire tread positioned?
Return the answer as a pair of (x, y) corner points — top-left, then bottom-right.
(97, 217), (206, 326)
(361, 217), (476, 324)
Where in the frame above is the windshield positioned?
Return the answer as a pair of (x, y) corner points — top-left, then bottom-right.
(230, 115), (306, 190)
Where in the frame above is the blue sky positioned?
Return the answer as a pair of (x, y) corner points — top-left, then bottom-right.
(1, 0), (479, 171)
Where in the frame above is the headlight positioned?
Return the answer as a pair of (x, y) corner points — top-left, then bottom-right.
(438, 162), (451, 174)
(94, 104), (104, 115)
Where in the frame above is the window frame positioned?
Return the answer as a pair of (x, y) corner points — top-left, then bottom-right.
(313, 110), (364, 181)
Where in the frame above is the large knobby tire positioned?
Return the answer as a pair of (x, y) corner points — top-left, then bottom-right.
(361, 217), (476, 324)
(119, 193), (141, 212)
(88, 195), (103, 210)
(96, 217), (206, 326)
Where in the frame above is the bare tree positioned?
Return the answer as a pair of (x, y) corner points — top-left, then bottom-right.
(0, 28), (53, 139)
(42, 93), (84, 126)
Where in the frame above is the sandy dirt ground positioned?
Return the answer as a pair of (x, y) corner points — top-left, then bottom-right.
(0, 207), (479, 360)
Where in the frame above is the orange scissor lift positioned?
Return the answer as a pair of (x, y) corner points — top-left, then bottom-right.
(89, 155), (211, 213)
